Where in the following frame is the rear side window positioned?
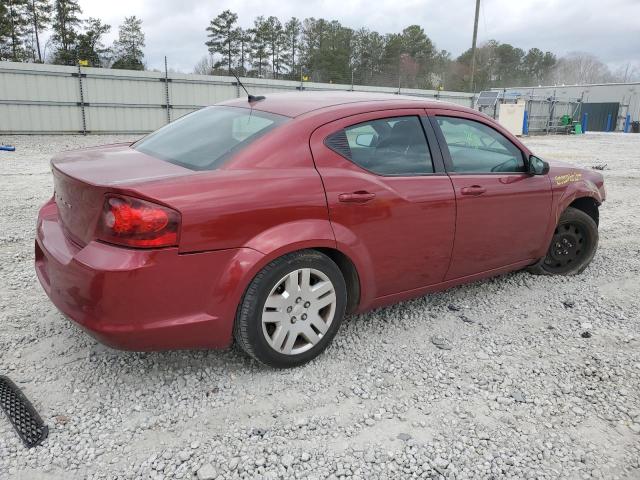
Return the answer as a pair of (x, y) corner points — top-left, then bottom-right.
(325, 116), (434, 175)
(435, 116), (525, 173)
(134, 106), (288, 170)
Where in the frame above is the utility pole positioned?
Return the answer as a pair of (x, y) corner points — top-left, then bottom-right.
(469, 0), (481, 93)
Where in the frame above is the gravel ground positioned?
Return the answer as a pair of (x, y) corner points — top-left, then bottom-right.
(0, 132), (639, 480)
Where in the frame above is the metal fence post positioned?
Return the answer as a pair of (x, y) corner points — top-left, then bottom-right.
(164, 56), (170, 124)
(581, 113), (588, 133)
(547, 90), (556, 135)
(76, 63), (87, 135)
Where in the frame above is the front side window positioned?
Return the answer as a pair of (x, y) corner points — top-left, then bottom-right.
(325, 116), (434, 175)
(436, 116), (525, 173)
(134, 106), (288, 171)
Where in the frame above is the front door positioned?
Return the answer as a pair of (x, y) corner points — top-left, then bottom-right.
(429, 110), (552, 280)
(310, 109), (456, 298)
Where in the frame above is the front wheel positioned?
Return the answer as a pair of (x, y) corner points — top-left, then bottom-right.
(529, 207), (599, 275)
(234, 250), (347, 368)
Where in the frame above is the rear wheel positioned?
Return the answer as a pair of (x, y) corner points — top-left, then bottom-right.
(234, 250), (347, 368)
(529, 207), (598, 275)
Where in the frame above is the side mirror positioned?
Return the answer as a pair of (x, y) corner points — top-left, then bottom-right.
(355, 133), (375, 147)
(528, 155), (549, 175)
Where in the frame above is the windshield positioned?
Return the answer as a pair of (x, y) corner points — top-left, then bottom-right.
(134, 106), (289, 170)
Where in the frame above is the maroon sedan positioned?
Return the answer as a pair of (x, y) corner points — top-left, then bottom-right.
(36, 92), (605, 367)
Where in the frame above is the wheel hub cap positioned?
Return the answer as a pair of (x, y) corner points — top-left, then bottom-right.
(261, 268), (337, 355)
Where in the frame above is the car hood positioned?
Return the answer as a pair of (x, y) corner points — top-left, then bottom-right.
(545, 157), (575, 169)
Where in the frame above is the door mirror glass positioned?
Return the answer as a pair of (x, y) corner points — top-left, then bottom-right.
(528, 155), (549, 175)
(355, 133), (375, 147)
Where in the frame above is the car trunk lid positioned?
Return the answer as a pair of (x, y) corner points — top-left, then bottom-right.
(51, 144), (192, 246)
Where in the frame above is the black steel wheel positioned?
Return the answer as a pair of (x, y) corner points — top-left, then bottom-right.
(529, 207), (598, 276)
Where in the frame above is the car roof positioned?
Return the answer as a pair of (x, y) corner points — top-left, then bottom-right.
(219, 91), (471, 118)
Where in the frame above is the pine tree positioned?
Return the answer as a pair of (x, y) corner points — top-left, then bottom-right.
(0, 2), (12, 60)
(111, 16), (145, 70)
(205, 10), (238, 75)
(195, 12), (567, 91)
(264, 16), (283, 78)
(4, 0), (30, 62)
(398, 25), (437, 88)
(352, 28), (382, 85)
(76, 18), (110, 67)
(249, 16), (269, 77)
(236, 27), (250, 75)
(300, 17), (326, 81)
(283, 17), (301, 78)
(25, 0), (52, 62)
(300, 19), (352, 84)
(52, 0), (82, 65)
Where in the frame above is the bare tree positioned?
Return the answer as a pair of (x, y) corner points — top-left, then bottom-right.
(551, 52), (614, 85)
(193, 55), (215, 75)
(612, 63), (640, 83)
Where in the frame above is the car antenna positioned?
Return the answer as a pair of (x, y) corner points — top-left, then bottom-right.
(231, 70), (265, 103)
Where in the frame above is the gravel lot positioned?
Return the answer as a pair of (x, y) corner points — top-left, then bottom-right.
(1, 133), (639, 480)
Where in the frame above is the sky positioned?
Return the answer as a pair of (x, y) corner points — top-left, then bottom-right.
(74, 0), (640, 73)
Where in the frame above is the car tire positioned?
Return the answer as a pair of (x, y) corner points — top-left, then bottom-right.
(528, 207), (598, 276)
(234, 250), (347, 368)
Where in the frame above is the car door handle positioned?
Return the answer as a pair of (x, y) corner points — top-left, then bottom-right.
(460, 185), (486, 196)
(338, 191), (376, 203)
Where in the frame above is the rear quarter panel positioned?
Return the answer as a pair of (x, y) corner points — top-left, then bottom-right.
(126, 120), (334, 255)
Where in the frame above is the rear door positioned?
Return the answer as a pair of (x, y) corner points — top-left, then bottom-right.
(310, 109), (456, 298)
(428, 109), (552, 279)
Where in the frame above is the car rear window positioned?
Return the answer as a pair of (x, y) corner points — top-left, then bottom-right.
(134, 106), (288, 171)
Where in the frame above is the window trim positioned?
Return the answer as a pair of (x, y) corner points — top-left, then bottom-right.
(323, 114), (446, 177)
(429, 114), (530, 176)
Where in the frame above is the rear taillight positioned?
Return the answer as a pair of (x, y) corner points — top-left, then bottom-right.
(97, 195), (180, 248)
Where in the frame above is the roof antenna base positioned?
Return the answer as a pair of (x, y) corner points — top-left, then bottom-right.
(230, 70), (266, 104)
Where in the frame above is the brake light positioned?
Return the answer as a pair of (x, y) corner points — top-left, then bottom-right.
(97, 195), (180, 248)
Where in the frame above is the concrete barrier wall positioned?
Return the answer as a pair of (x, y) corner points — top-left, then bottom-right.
(0, 61), (475, 134)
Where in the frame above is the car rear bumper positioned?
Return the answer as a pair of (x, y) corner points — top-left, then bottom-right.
(35, 200), (263, 351)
